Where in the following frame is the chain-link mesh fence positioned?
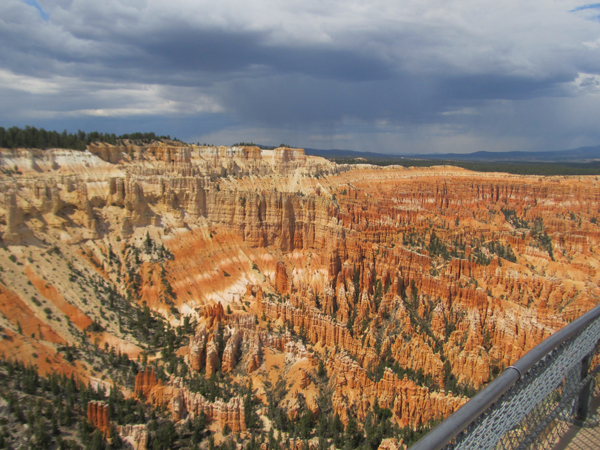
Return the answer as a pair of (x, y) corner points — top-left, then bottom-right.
(439, 316), (600, 450)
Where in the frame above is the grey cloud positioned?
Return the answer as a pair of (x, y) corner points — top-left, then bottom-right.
(220, 74), (440, 126)
(439, 73), (574, 102)
(2, 0), (600, 153)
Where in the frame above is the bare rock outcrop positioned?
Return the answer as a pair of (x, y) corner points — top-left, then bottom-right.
(3, 191), (21, 243)
(189, 326), (207, 372)
(117, 424), (148, 450)
(276, 261), (289, 294)
(87, 401), (111, 436)
(221, 328), (242, 373)
(135, 368), (159, 398)
(205, 340), (220, 377)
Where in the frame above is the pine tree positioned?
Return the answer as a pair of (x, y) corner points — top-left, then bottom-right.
(89, 429), (104, 450)
(244, 379), (258, 429)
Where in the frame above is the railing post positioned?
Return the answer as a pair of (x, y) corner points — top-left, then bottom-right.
(573, 353), (594, 426)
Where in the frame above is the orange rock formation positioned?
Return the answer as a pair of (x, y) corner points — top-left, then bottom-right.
(87, 401), (111, 436)
(1, 142), (599, 442)
(135, 368), (159, 397)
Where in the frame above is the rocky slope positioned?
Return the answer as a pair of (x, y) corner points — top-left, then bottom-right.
(0, 141), (598, 449)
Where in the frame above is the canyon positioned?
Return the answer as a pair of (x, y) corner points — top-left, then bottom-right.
(0, 141), (598, 449)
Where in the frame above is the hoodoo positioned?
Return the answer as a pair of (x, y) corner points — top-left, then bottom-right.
(0, 141), (598, 448)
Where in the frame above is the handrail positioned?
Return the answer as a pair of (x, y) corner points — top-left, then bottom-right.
(409, 303), (600, 450)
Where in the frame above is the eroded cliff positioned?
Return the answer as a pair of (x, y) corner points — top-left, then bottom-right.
(0, 141), (598, 449)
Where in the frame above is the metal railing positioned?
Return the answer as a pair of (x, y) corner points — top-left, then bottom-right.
(410, 304), (600, 450)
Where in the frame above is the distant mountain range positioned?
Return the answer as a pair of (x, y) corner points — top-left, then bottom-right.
(303, 145), (600, 163)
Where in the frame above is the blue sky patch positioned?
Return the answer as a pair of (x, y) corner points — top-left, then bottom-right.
(22, 0), (49, 21)
(570, 3), (600, 12)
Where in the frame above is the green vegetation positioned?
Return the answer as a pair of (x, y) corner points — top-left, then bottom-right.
(0, 359), (149, 449)
(259, 143), (295, 150)
(530, 218), (554, 260)
(501, 208), (529, 228)
(329, 156), (600, 176)
(428, 230), (450, 260)
(469, 240), (516, 265)
(486, 241), (517, 263)
(0, 126), (178, 150)
(0, 357), (241, 449)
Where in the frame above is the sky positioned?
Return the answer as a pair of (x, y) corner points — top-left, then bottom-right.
(2, 1), (600, 154)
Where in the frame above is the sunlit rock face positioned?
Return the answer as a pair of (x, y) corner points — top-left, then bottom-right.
(1, 141), (599, 442)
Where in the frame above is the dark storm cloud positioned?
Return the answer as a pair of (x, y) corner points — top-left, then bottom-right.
(0, 4), (394, 87)
(219, 70), (578, 128)
(220, 74), (442, 126)
(440, 74), (573, 101)
(126, 26), (394, 82)
(2, 0), (600, 153)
